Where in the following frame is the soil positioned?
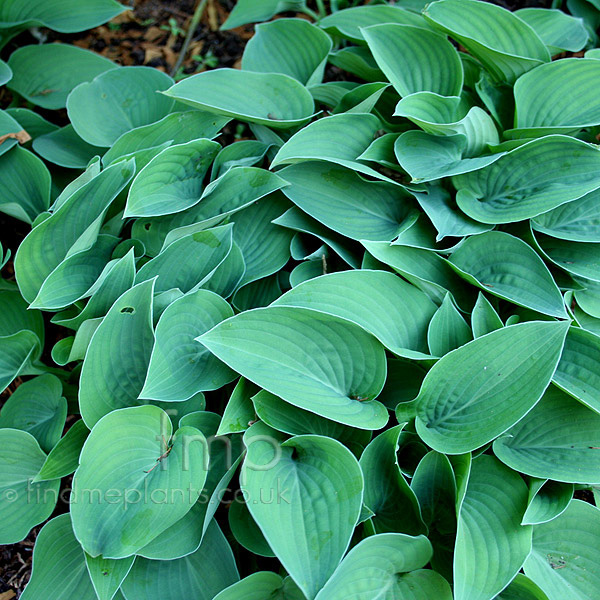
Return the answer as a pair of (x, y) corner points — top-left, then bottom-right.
(0, 0), (591, 596)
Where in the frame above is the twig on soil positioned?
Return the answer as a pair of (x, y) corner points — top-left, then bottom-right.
(170, 0), (208, 77)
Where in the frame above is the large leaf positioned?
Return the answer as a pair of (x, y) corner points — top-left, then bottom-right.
(454, 136), (600, 224)
(79, 280), (155, 428)
(0, 429), (59, 544)
(163, 69), (316, 129)
(414, 321), (569, 454)
(242, 18), (332, 85)
(32, 124), (103, 169)
(427, 293), (472, 357)
(71, 405), (208, 558)
(363, 23), (463, 97)
(7, 43), (116, 109)
(516, 8), (588, 54)
(314, 533), (452, 600)
(67, 66), (174, 147)
(85, 554), (134, 600)
(524, 500), (600, 600)
(448, 231), (567, 318)
(121, 520), (239, 600)
(198, 306), (388, 430)
(0, 374), (66, 453)
(521, 479), (574, 526)
(140, 289), (235, 401)
(221, 0), (306, 30)
(494, 385), (600, 483)
(423, 0), (549, 83)
(241, 433), (363, 599)
(14, 158), (135, 303)
(359, 425), (426, 535)
(513, 59), (600, 135)
(124, 138), (221, 217)
(0, 146), (50, 224)
(20, 514), (96, 600)
(454, 455), (532, 600)
(273, 270), (436, 359)
(214, 572), (304, 600)
(553, 326), (600, 413)
(279, 162), (416, 241)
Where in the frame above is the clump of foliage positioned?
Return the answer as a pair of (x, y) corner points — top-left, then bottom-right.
(2, 0), (600, 599)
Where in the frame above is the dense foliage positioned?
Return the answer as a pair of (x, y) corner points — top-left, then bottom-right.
(2, 0), (600, 598)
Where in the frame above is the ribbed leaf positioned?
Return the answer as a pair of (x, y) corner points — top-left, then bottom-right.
(454, 455), (532, 600)
(241, 433), (363, 599)
(214, 572), (304, 600)
(198, 306), (388, 430)
(521, 479), (574, 526)
(424, 0), (549, 83)
(71, 405), (208, 558)
(427, 293), (472, 357)
(32, 124), (102, 169)
(163, 69), (316, 129)
(242, 18), (331, 85)
(516, 8), (588, 53)
(448, 231), (567, 318)
(221, 0), (306, 30)
(140, 290), (235, 401)
(0, 429), (59, 544)
(454, 136), (600, 224)
(524, 500), (600, 600)
(363, 23), (463, 97)
(67, 66), (174, 146)
(415, 321), (569, 454)
(273, 270), (436, 359)
(85, 554), (134, 600)
(7, 43), (116, 109)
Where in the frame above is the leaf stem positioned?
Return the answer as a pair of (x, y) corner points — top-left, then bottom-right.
(170, 0), (209, 78)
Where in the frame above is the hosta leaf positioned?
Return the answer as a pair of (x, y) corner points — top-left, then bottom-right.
(71, 405), (208, 558)
(5, 107), (59, 139)
(242, 18), (332, 85)
(0, 374), (66, 453)
(314, 533), (452, 600)
(241, 433), (363, 599)
(67, 66), (174, 147)
(513, 59), (600, 136)
(14, 158), (135, 303)
(395, 131), (503, 183)
(424, 0), (549, 83)
(328, 46), (385, 82)
(454, 136), (600, 224)
(20, 514), (96, 600)
(271, 113), (383, 176)
(211, 140), (270, 179)
(135, 224), (233, 294)
(494, 385), (600, 483)
(0, 429), (59, 544)
(524, 500), (600, 600)
(0, 0), (126, 33)
(496, 573), (550, 600)
(79, 280), (155, 428)
(122, 520), (238, 600)
(7, 43), (116, 109)
(163, 69), (316, 129)
(279, 162), (416, 241)
(214, 572), (305, 600)
(363, 23), (463, 97)
(124, 138), (221, 217)
(415, 321), (569, 454)
(521, 479), (574, 526)
(448, 231), (567, 318)
(34, 419), (90, 482)
(359, 425), (426, 535)
(0, 109), (22, 157)
(229, 498), (275, 558)
(0, 146), (50, 224)
(85, 554), (134, 600)
(427, 293), (472, 357)
(531, 188), (600, 242)
(221, 0), (306, 30)
(198, 306), (388, 430)
(471, 292), (503, 338)
(103, 110), (229, 165)
(217, 378), (257, 436)
(515, 9), (588, 54)
(32, 124), (103, 169)
(454, 455), (532, 600)
(0, 59), (11, 85)
(319, 5), (430, 43)
(140, 289), (235, 401)
(0, 331), (41, 391)
(273, 270), (436, 359)
(553, 326), (600, 413)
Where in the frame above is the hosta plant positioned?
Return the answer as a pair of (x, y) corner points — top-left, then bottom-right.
(1, 0), (600, 599)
